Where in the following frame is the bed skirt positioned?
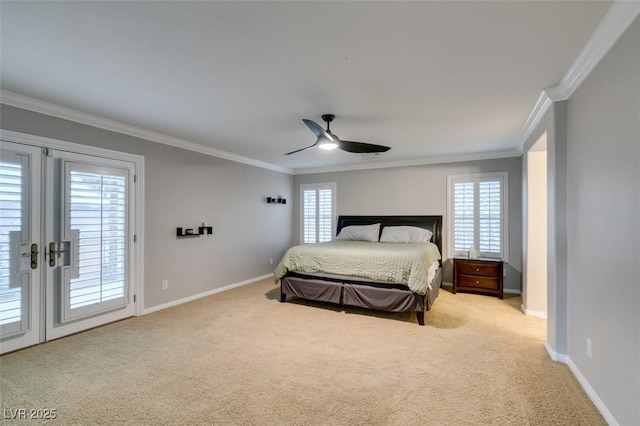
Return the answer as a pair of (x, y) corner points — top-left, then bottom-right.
(280, 268), (442, 325)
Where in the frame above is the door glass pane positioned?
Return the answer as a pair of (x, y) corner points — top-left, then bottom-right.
(0, 159), (25, 330)
(67, 169), (127, 316)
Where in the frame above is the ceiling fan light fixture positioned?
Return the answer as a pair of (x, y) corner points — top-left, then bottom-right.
(318, 140), (338, 150)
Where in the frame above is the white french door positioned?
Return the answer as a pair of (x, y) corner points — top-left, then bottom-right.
(45, 150), (136, 340)
(0, 137), (139, 353)
(0, 142), (42, 353)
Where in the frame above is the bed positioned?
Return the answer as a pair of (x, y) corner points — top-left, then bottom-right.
(274, 215), (443, 325)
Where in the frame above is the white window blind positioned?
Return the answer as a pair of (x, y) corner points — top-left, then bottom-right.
(300, 183), (336, 244)
(302, 189), (316, 243)
(453, 182), (474, 252)
(68, 170), (127, 312)
(0, 161), (23, 326)
(449, 173), (507, 260)
(478, 180), (502, 253)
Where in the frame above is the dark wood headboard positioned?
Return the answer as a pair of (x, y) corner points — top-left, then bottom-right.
(336, 215), (443, 254)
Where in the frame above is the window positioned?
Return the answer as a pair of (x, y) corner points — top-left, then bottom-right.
(300, 183), (336, 244)
(447, 173), (508, 260)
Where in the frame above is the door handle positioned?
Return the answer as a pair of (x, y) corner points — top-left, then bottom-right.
(30, 243), (39, 269)
(48, 240), (72, 268)
(48, 232), (78, 272)
(49, 242), (61, 267)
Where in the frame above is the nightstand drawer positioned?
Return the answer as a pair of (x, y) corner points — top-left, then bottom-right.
(455, 261), (501, 277)
(457, 275), (500, 290)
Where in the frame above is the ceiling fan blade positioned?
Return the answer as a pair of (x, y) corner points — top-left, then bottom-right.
(338, 140), (391, 154)
(284, 142), (317, 155)
(302, 119), (335, 141)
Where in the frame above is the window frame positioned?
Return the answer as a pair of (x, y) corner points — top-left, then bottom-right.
(299, 182), (336, 244)
(447, 172), (508, 262)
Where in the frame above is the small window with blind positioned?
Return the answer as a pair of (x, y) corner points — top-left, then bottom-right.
(300, 183), (336, 244)
(447, 172), (508, 261)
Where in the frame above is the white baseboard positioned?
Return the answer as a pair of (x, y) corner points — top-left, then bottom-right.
(544, 342), (569, 363)
(565, 358), (618, 426)
(544, 342), (618, 426)
(143, 273), (273, 315)
(441, 282), (522, 296)
(521, 305), (547, 319)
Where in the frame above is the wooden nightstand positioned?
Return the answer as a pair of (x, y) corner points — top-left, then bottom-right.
(453, 257), (503, 299)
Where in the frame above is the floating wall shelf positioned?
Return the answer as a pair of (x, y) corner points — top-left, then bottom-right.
(266, 196), (286, 204)
(176, 226), (213, 238)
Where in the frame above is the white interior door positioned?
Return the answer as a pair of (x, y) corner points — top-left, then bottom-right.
(0, 142), (42, 354)
(45, 150), (136, 341)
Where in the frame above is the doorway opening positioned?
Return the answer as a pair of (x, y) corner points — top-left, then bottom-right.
(523, 132), (548, 319)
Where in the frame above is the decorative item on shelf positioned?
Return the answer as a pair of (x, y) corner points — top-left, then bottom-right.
(468, 246), (478, 259)
(200, 222), (212, 237)
(176, 224), (213, 238)
(266, 196), (286, 204)
(198, 225), (213, 236)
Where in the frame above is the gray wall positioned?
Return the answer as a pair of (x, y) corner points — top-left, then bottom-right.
(1, 105), (294, 309)
(565, 16), (639, 425)
(294, 157), (523, 292)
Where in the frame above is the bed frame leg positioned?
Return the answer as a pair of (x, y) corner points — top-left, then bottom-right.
(279, 288), (286, 303)
(416, 311), (425, 326)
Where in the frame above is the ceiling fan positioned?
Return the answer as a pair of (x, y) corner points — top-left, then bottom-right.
(285, 114), (391, 155)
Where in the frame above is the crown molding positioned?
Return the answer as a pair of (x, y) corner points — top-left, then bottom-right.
(550, 0), (640, 102)
(0, 90), (294, 175)
(519, 91), (554, 146)
(520, 0), (640, 145)
(1, 89), (522, 176)
(293, 149), (522, 175)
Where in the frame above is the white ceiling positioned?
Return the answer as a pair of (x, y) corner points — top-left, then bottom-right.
(1, 1), (613, 173)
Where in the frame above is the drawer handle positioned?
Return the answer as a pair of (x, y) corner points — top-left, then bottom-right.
(476, 281), (480, 284)
(476, 268), (480, 272)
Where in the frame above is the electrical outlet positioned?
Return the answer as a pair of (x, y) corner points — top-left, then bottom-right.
(587, 337), (592, 359)
(269, 258), (273, 265)
(162, 280), (168, 290)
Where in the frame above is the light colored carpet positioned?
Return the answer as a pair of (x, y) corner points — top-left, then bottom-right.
(1, 279), (605, 425)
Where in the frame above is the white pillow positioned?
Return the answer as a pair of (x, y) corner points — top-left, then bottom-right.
(335, 223), (381, 242)
(379, 226), (433, 243)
